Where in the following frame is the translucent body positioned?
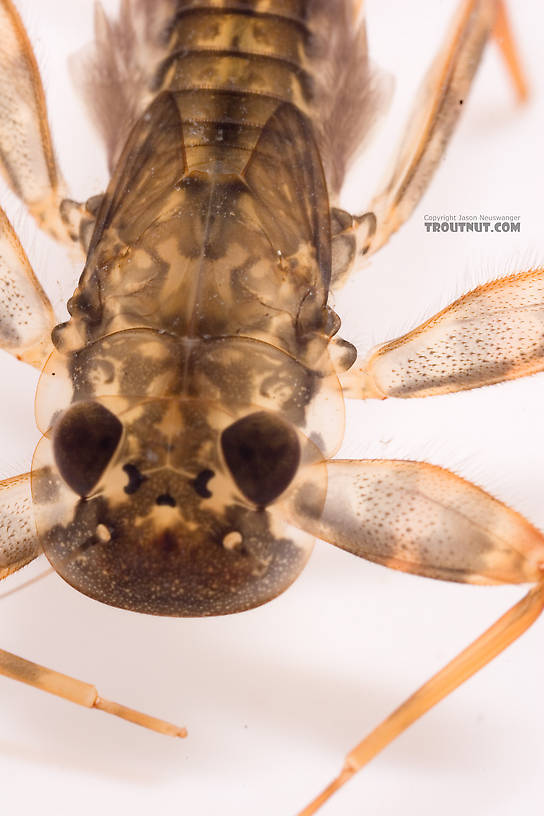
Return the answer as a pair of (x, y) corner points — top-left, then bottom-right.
(2, 2), (544, 813)
(33, 2), (354, 615)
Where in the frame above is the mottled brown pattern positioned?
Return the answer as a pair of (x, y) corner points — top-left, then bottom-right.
(34, 2), (358, 616)
(54, 98), (333, 360)
(26, 0), (544, 624)
(33, 399), (324, 615)
(3, 8), (544, 803)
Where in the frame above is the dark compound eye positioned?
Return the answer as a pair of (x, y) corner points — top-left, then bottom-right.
(53, 401), (122, 497)
(221, 411), (300, 506)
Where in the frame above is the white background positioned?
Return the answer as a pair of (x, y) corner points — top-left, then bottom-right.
(1, 1), (544, 815)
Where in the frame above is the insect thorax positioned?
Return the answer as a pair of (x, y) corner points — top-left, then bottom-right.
(30, 2), (355, 616)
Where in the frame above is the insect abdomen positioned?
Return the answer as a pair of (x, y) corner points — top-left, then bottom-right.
(158, 2), (314, 174)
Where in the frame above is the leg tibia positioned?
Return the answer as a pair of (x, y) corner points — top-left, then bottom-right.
(0, 476), (187, 739)
(0, 648), (187, 738)
(341, 0), (527, 266)
(297, 580), (544, 815)
(0, 0), (70, 242)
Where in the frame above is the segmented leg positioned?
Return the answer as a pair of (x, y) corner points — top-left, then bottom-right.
(341, 268), (544, 399)
(0, 470), (187, 738)
(0, 0), (72, 242)
(331, 0), (526, 280)
(281, 460), (544, 585)
(341, 269), (544, 399)
(367, 0), (525, 252)
(277, 459), (544, 812)
(0, 206), (55, 368)
(493, 0), (528, 101)
(0, 649), (187, 738)
(0, 472), (40, 579)
(297, 579), (544, 815)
